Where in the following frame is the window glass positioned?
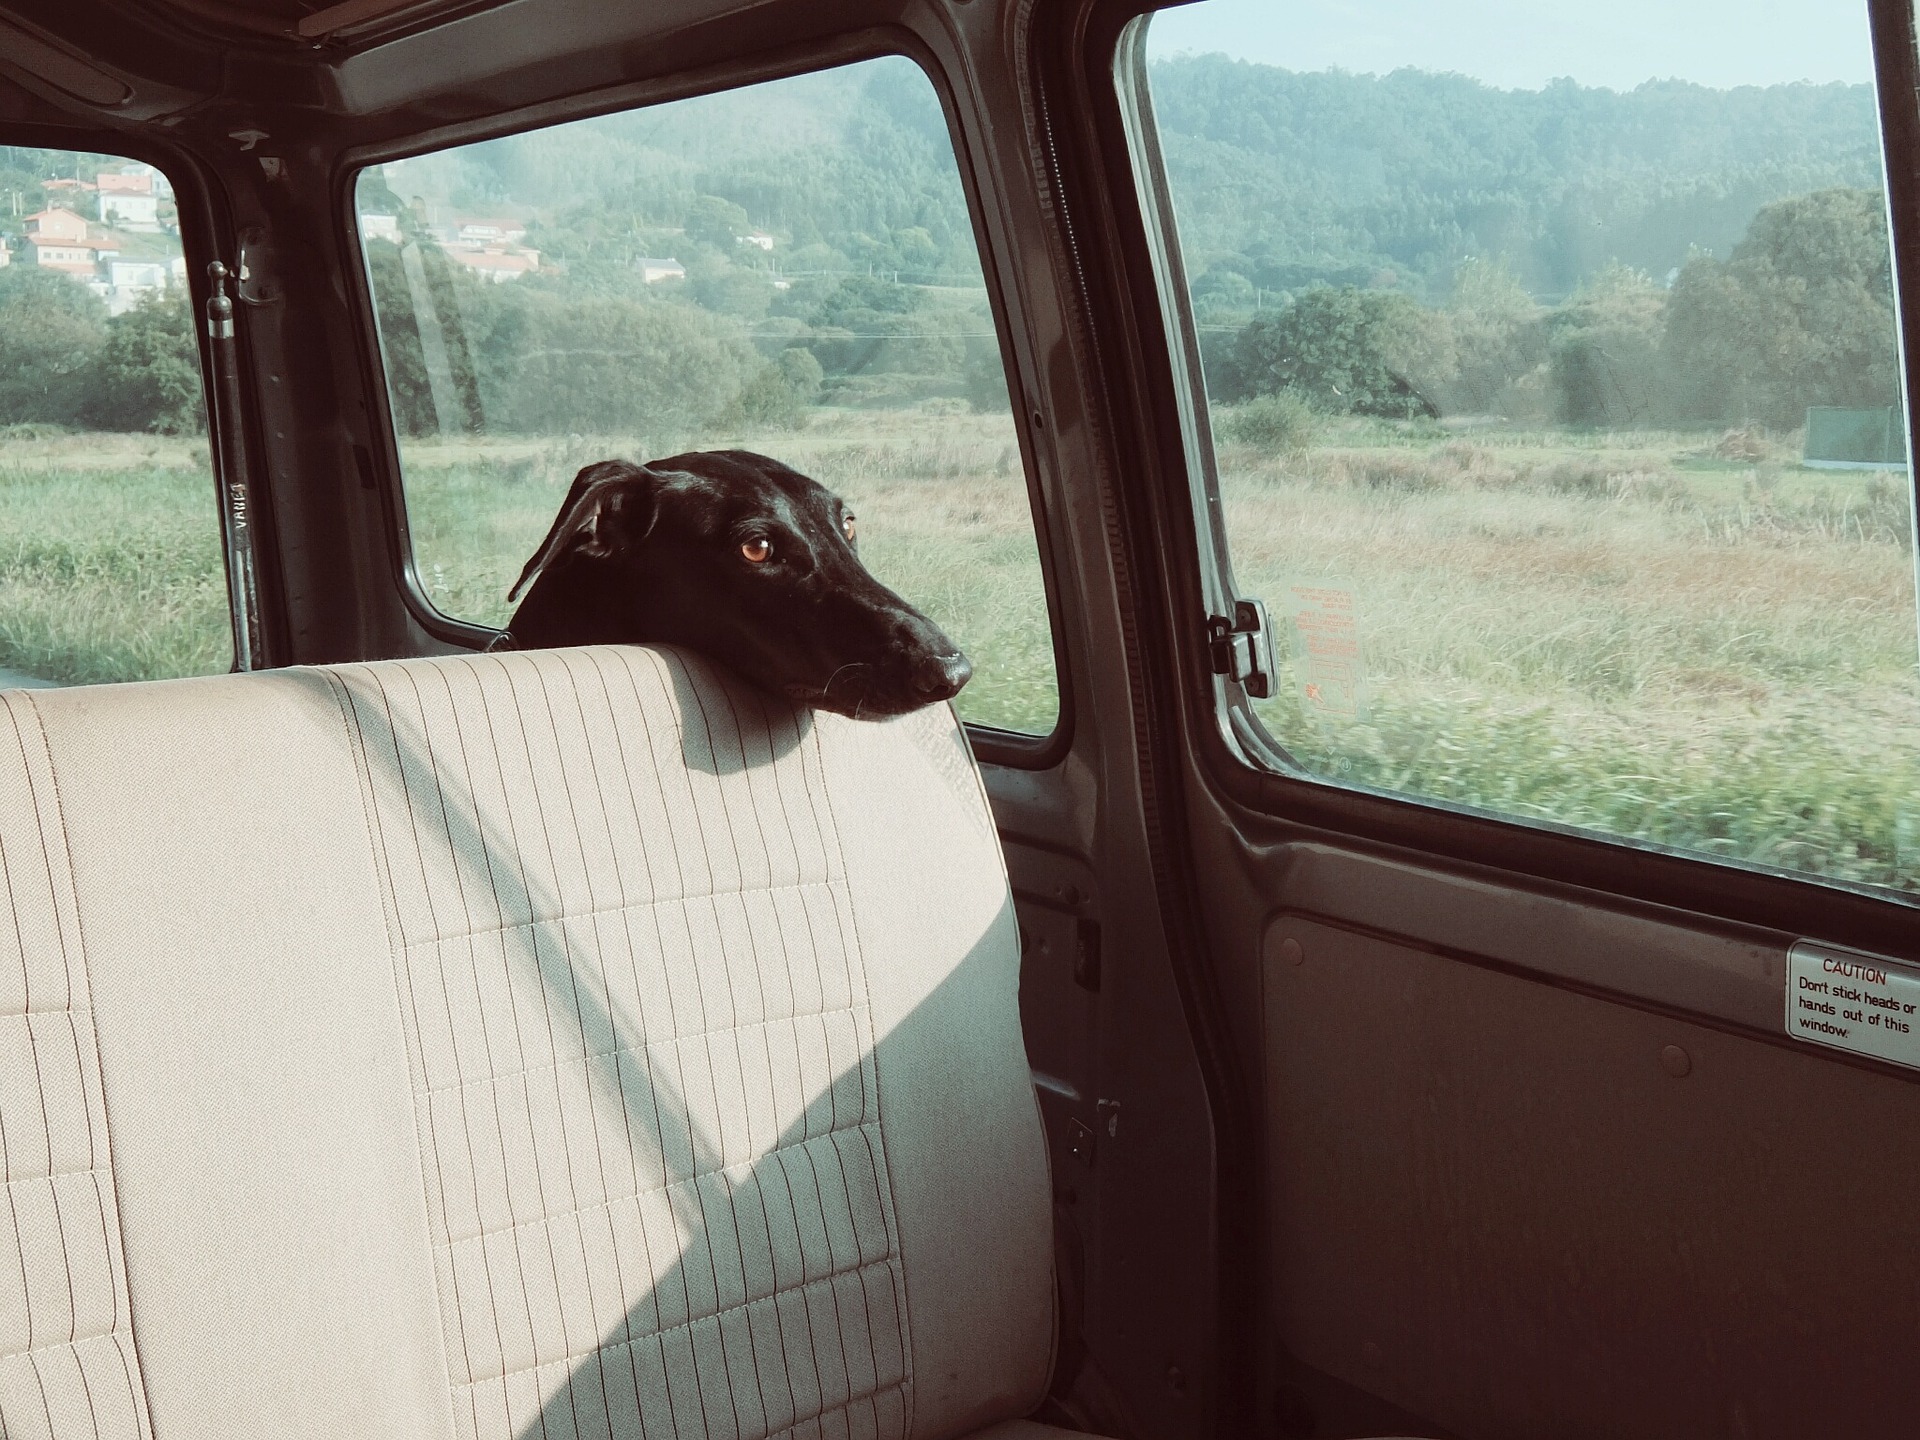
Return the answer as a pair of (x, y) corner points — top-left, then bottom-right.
(0, 147), (227, 686)
(1138, 1), (1920, 897)
(357, 57), (1057, 735)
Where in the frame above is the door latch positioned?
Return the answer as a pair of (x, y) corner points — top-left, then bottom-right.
(1208, 598), (1278, 699)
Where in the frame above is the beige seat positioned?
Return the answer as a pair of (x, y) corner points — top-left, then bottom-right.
(0, 646), (1096, 1440)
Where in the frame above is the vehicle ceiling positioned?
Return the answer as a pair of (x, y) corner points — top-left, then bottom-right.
(0, 0), (928, 148)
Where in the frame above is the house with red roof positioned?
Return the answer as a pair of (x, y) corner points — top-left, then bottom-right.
(27, 208), (89, 244)
(446, 247), (540, 282)
(24, 208), (103, 276)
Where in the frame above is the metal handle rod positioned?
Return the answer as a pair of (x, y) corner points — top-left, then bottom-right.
(205, 260), (261, 671)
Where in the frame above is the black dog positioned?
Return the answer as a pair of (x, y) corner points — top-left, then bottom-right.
(499, 449), (972, 720)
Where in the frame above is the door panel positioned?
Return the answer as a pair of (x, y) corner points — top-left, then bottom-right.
(1261, 908), (1920, 1439)
(1268, 846), (1787, 1030)
(1075, 0), (1920, 1431)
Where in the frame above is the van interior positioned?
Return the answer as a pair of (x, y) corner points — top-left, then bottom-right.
(0, 0), (1917, 1436)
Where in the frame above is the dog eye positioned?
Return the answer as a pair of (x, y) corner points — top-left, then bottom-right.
(740, 537), (773, 565)
(841, 514), (858, 543)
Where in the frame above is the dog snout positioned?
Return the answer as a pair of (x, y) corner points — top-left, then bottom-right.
(909, 650), (973, 702)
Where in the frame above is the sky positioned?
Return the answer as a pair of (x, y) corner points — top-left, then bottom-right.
(1145, 0), (1878, 91)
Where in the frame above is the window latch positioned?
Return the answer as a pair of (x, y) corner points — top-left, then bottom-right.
(1208, 599), (1277, 700)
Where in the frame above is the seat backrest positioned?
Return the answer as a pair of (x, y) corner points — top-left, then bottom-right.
(0, 646), (1053, 1440)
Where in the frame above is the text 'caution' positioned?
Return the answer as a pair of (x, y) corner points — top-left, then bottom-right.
(1786, 941), (1920, 1073)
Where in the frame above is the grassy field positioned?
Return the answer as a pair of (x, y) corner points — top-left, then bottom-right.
(2, 409), (1916, 897)
(0, 429), (229, 685)
(1220, 417), (1920, 894)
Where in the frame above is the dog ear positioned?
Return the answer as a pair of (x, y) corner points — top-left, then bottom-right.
(508, 460), (661, 602)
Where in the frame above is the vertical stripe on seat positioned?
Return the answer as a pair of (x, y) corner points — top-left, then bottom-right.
(0, 693), (151, 1440)
(331, 648), (913, 1440)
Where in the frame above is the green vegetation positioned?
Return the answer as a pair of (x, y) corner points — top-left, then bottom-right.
(1216, 287), (1446, 416)
(4, 66), (1900, 437)
(85, 292), (203, 436)
(1665, 188), (1900, 428)
(1156, 58), (1883, 300)
(1218, 392), (1320, 453)
(0, 270), (202, 435)
(1212, 189), (1899, 432)
(1216, 418), (1920, 893)
(0, 430), (227, 684)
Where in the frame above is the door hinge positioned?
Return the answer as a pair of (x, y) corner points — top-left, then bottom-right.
(1208, 599), (1278, 699)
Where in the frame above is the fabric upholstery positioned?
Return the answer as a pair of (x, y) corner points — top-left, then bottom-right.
(0, 646), (1056, 1440)
(330, 647), (922, 1440)
(35, 672), (455, 1440)
(0, 693), (151, 1440)
(815, 700), (1054, 1435)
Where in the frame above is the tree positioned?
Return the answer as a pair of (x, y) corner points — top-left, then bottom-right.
(0, 267), (107, 426)
(1140, 57), (1883, 298)
(1217, 286), (1452, 416)
(965, 335), (1010, 413)
(1192, 266), (1256, 324)
(688, 257), (772, 319)
(800, 276), (964, 382)
(1547, 264), (1669, 428)
(1440, 258), (1546, 416)
(488, 293), (757, 434)
(1663, 188), (1898, 428)
(683, 195), (750, 252)
(83, 291), (204, 434)
(364, 239), (495, 436)
(725, 347), (824, 430)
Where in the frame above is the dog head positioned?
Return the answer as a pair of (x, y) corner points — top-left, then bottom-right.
(504, 450), (972, 720)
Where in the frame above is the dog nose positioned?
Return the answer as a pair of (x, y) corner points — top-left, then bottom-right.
(910, 651), (973, 702)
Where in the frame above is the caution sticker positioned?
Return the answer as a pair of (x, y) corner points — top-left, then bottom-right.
(1283, 582), (1366, 721)
(1786, 941), (1920, 1071)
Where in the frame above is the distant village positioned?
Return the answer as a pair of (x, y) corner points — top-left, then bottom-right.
(358, 207), (779, 286)
(0, 163), (188, 315)
(4, 160), (797, 306)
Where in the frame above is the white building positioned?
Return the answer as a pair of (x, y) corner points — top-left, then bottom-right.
(97, 170), (161, 231)
(636, 257), (687, 284)
(455, 219), (525, 246)
(360, 213), (401, 242)
(106, 259), (171, 314)
(445, 248), (539, 282)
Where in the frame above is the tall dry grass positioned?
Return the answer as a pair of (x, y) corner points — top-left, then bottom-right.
(1217, 417), (1920, 892)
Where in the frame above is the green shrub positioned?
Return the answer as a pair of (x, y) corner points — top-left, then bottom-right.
(0, 268), (106, 427)
(723, 347), (824, 430)
(83, 292), (205, 435)
(1217, 287), (1451, 416)
(1219, 392), (1319, 453)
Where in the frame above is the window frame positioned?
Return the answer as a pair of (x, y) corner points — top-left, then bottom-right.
(335, 30), (1074, 766)
(0, 121), (249, 679)
(1103, 0), (1920, 953)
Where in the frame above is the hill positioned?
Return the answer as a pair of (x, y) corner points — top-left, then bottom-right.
(1148, 56), (1884, 303)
